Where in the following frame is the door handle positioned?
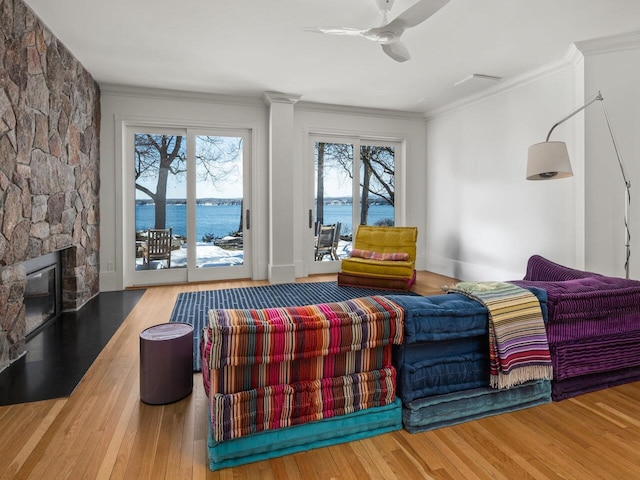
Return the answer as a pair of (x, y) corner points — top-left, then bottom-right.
(246, 209), (250, 230)
(309, 209), (313, 229)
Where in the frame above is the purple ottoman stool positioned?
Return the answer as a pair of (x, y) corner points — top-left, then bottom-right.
(140, 322), (194, 405)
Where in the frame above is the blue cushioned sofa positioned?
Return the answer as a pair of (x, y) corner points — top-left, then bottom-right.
(389, 288), (552, 433)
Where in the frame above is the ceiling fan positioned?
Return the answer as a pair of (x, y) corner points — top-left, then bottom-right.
(306, 0), (450, 62)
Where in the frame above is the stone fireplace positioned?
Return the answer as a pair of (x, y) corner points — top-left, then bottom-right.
(0, 0), (101, 371)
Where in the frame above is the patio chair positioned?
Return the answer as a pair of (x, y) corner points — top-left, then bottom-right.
(330, 222), (342, 260)
(144, 228), (173, 269)
(315, 223), (341, 261)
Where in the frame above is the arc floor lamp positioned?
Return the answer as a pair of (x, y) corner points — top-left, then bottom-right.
(526, 91), (631, 279)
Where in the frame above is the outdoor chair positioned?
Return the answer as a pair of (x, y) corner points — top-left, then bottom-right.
(331, 222), (342, 260)
(314, 223), (341, 261)
(144, 228), (173, 269)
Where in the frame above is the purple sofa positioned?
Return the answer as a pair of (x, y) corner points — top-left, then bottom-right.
(512, 255), (640, 400)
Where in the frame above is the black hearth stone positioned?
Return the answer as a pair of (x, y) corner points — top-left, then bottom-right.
(0, 289), (145, 406)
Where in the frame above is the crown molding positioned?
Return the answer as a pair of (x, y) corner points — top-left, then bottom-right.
(424, 55), (575, 121)
(574, 30), (640, 56)
(423, 30), (640, 121)
(296, 100), (427, 122)
(565, 43), (584, 67)
(100, 84), (424, 121)
(263, 91), (302, 105)
(99, 83), (265, 108)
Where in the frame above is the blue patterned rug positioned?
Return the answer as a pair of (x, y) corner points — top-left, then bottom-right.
(170, 281), (418, 371)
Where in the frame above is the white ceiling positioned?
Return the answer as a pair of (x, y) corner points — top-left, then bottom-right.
(23, 0), (640, 114)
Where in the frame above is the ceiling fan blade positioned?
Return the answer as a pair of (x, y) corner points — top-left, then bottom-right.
(306, 0), (448, 62)
(304, 26), (367, 37)
(386, 0), (450, 33)
(382, 41), (411, 62)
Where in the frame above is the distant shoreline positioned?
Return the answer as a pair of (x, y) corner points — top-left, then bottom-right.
(136, 202), (394, 240)
(135, 198), (242, 206)
(135, 196), (390, 207)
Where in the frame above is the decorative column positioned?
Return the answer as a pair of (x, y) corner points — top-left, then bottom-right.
(263, 91), (301, 284)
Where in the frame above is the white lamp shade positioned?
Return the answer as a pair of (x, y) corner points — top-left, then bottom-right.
(526, 141), (573, 180)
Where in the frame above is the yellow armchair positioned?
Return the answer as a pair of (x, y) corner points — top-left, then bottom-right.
(338, 226), (418, 291)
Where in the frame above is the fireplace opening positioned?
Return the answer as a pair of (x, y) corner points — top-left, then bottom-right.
(23, 252), (62, 338)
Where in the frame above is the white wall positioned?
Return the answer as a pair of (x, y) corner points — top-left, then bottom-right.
(99, 87), (427, 291)
(425, 32), (640, 282)
(425, 64), (582, 281)
(581, 40), (640, 278)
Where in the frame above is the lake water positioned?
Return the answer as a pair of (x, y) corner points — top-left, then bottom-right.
(135, 203), (394, 241)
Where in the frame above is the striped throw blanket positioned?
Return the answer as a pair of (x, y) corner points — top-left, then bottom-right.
(447, 281), (553, 389)
(206, 296), (404, 370)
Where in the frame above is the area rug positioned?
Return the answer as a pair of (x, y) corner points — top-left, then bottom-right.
(170, 281), (419, 371)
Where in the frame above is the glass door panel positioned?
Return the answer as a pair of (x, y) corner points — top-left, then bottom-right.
(307, 136), (399, 275)
(128, 127), (251, 286)
(194, 135), (245, 269)
(314, 141), (353, 263)
(134, 133), (187, 271)
(359, 144), (395, 227)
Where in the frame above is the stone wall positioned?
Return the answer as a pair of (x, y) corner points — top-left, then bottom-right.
(0, 0), (100, 370)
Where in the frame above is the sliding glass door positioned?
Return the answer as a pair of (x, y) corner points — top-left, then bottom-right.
(189, 132), (250, 282)
(126, 126), (251, 285)
(308, 135), (399, 274)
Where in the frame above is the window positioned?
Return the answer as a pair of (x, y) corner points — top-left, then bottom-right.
(311, 136), (399, 268)
(126, 126), (252, 285)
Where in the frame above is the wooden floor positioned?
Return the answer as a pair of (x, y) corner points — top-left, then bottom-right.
(2, 271), (640, 479)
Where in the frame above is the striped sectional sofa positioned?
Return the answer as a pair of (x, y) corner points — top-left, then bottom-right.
(200, 296), (405, 471)
(197, 255), (640, 470)
(199, 286), (557, 470)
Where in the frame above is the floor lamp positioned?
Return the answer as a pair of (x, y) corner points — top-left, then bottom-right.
(526, 91), (631, 279)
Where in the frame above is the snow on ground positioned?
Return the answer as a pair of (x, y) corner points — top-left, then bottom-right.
(136, 240), (352, 270)
(136, 243), (244, 270)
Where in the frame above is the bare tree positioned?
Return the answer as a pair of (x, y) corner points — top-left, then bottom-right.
(134, 134), (241, 230)
(361, 145), (395, 206)
(194, 136), (241, 185)
(197, 136), (243, 234)
(318, 143), (395, 226)
(135, 134), (186, 229)
(316, 142), (326, 227)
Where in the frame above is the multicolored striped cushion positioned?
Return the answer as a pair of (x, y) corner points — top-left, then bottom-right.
(350, 249), (410, 261)
(204, 340), (392, 395)
(206, 296), (404, 369)
(203, 296), (404, 442)
(210, 367), (397, 442)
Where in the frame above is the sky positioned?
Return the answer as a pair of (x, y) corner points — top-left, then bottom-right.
(134, 135), (385, 201)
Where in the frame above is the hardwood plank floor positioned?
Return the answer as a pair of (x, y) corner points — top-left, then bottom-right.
(1, 271), (640, 479)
